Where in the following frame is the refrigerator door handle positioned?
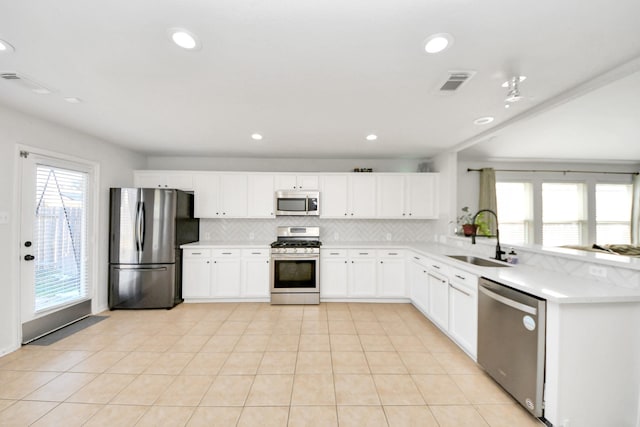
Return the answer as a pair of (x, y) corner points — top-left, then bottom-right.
(113, 266), (168, 272)
(135, 201), (142, 252)
(139, 202), (146, 252)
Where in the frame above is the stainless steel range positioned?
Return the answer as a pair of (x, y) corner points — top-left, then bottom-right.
(270, 226), (321, 305)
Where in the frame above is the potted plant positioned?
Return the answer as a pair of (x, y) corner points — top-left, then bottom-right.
(457, 207), (491, 236)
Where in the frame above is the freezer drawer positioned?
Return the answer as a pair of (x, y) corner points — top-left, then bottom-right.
(109, 264), (176, 309)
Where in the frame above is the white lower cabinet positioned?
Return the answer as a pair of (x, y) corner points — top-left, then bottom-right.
(183, 247), (269, 300)
(211, 250), (242, 297)
(320, 250), (349, 297)
(448, 267), (478, 358)
(408, 254), (429, 313)
(182, 249), (212, 298)
(241, 249), (270, 297)
(320, 248), (405, 298)
(348, 250), (377, 297)
(377, 250), (406, 297)
(427, 261), (450, 330)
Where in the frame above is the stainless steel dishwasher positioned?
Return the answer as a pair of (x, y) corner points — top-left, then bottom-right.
(478, 277), (546, 418)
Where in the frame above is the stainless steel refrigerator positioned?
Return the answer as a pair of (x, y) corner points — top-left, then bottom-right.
(108, 188), (199, 309)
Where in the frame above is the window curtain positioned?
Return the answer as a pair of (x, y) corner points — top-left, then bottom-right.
(478, 167), (498, 235)
(631, 173), (640, 245)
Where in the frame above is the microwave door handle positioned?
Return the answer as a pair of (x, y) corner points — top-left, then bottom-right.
(305, 196), (309, 214)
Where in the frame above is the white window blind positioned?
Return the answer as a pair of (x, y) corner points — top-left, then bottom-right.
(542, 183), (586, 246)
(496, 182), (533, 244)
(596, 184), (632, 244)
(34, 165), (89, 312)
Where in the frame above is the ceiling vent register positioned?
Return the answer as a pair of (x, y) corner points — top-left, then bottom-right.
(439, 71), (476, 92)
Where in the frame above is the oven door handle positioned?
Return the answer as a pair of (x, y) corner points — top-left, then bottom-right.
(271, 254), (320, 261)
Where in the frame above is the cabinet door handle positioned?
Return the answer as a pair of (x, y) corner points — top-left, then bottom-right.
(413, 256), (420, 260)
(359, 252), (369, 255)
(449, 284), (471, 297)
(222, 252), (232, 255)
(380, 261), (384, 264)
(251, 252), (261, 255)
(431, 265), (440, 269)
(455, 274), (466, 280)
(388, 252), (398, 255)
(191, 252), (201, 255)
(330, 252), (340, 255)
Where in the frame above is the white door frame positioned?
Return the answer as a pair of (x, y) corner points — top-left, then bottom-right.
(14, 144), (100, 344)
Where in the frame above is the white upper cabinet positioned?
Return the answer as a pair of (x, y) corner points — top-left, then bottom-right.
(193, 173), (220, 218)
(248, 174), (275, 218)
(134, 171), (194, 190)
(376, 174), (406, 218)
(406, 174), (439, 219)
(349, 174), (376, 218)
(376, 173), (438, 219)
(320, 174), (376, 218)
(194, 173), (248, 218)
(320, 175), (349, 217)
(276, 174), (319, 190)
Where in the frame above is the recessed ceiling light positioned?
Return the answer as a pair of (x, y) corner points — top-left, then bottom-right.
(64, 97), (82, 104)
(501, 76), (527, 88)
(168, 28), (201, 50)
(473, 116), (494, 125)
(251, 133), (263, 140)
(366, 134), (378, 141)
(32, 88), (52, 95)
(0, 39), (15, 53)
(424, 33), (454, 54)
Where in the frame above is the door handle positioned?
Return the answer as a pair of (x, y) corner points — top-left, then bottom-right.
(24, 254), (35, 261)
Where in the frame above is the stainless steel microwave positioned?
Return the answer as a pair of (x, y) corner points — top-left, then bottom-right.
(275, 190), (320, 216)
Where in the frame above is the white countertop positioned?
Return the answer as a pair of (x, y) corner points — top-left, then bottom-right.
(182, 240), (640, 304)
(182, 241), (271, 249)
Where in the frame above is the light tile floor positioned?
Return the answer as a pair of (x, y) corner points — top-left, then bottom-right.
(0, 302), (545, 426)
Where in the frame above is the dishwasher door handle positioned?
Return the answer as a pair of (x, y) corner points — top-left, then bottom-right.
(479, 285), (537, 315)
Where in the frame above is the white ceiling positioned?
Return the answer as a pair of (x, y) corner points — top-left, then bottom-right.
(0, 0), (639, 160)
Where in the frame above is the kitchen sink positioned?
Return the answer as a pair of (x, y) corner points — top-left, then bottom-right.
(446, 255), (511, 268)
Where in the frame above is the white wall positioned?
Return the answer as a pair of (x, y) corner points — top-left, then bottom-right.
(147, 156), (426, 173)
(431, 151), (458, 238)
(0, 103), (145, 355)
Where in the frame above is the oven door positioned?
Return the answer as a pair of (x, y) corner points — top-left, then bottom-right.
(270, 253), (319, 293)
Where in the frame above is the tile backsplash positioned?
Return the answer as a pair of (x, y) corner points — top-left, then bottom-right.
(200, 218), (435, 243)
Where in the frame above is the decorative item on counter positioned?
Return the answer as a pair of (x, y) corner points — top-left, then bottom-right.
(353, 168), (373, 172)
(457, 206), (490, 236)
(506, 248), (519, 264)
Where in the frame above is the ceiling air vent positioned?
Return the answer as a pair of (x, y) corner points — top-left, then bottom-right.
(0, 72), (52, 94)
(438, 71), (476, 92)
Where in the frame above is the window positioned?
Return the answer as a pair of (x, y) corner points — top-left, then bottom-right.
(596, 184), (632, 244)
(496, 182), (533, 244)
(542, 183), (586, 246)
(34, 165), (89, 312)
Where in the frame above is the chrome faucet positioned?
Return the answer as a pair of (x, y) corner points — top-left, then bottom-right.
(471, 209), (506, 261)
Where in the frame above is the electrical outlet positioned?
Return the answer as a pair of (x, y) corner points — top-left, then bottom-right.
(249, 232), (255, 240)
(386, 233), (392, 241)
(333, 232), (339, 240)
(0, 211), (8, 224)
(589, 265), (607, 278)
(203, 232), (211, 240)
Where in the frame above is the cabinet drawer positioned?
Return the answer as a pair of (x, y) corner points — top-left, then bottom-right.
(348, 249), (375, 258)
(448, 266), (478, 291)
(427, 259), (449, 275)
(376, 249), (404, 258)
(183, 249), (211, 258)
(322, 249), (348, 258)
(211, 249), (241, 257)
(241, 248), (270, 257)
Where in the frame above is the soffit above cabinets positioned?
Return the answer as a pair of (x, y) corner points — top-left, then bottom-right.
(0, 0), (639, 160)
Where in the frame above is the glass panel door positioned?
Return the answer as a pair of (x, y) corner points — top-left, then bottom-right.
(20, 151), (94, 343)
